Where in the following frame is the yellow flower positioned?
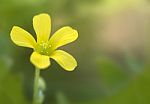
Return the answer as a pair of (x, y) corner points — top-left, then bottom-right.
(10, 13), (78, 71)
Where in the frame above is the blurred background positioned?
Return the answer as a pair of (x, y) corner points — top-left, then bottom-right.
(0, 0), (150, 104)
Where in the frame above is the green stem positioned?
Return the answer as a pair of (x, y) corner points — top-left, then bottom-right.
(33, 67), (40, 104)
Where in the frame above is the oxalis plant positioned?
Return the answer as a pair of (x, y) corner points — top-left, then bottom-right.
(10, 13), (78, 104)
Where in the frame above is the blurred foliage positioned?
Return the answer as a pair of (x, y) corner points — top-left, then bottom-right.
(97, 56), (128, 94)
(56, 91), (70, 104)
(0, 0), (150, 104)
(79, 66), (150, 104)
(0, 72), (29, 104)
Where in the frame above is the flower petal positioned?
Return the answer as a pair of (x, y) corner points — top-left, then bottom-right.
(10, 26), (36, 48)
(30, 52), (50, 69)
(49, 26), (78, 50)
(33, 13), (51, 43)
(50, 50), (77, 71)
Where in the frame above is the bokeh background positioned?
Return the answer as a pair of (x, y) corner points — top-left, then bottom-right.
(0, 0), (150, 104)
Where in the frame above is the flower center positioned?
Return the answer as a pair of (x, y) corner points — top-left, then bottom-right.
(35, 41), (53, 56)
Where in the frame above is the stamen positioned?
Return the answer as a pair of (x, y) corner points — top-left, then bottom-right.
(35, 41), (52, 56)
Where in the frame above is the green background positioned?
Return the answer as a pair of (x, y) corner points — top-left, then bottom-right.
(0, 0), (150, 104)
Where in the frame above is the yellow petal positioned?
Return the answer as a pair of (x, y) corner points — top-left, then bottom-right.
(33, 13), (51, 43)
(10, 26), (36, 48)
(30, 52), (50, 69)
(50, 50), (77, 71)
(49, 26), (78, 50)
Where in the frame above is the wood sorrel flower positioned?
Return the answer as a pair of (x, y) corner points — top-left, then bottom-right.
(10, 13), (78, 71)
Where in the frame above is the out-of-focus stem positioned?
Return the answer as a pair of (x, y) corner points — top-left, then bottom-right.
(33, 67), (40, 104)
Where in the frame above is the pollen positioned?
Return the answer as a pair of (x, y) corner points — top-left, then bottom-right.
(35, 41), (53, 56)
